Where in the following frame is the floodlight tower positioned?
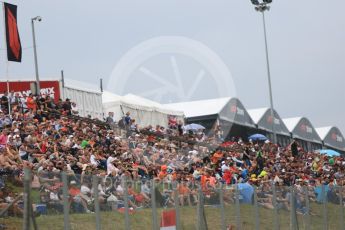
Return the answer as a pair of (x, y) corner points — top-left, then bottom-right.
(250, 0), (276, 144)
(31, 16), (42, 95)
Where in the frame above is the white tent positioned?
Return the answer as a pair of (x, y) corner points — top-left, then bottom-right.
(248, 108), (290, 136)
(166, 97), (255, 128)
(283, 117), (322, 151)
(316, 126), (345, 152)
(62, 79), (103, 119)
(102, 91), (184, 127)
(248, 108), (268, 125)
(165, 97), (230, 118)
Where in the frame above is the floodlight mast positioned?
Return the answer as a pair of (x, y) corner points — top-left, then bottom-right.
(250, 0), (277, 144)
(31, 16), (42, 95)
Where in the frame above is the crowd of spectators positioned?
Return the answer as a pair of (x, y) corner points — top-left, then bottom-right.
(0, 92), (344, 217)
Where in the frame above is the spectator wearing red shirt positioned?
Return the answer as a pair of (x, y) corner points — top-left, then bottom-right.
(26, 94), (37, 111)
(223, 169), (232, 185)
(0, 130), (8, 148)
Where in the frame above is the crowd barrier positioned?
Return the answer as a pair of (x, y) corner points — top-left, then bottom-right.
(1, 169), (345, 230)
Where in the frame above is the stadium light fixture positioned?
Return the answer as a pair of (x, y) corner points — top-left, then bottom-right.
(251, 0), (260, 5)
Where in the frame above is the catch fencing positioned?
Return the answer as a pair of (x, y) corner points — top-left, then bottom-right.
(1, 169), (345, 230)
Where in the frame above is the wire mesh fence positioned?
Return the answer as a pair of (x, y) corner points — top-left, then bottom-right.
(1, 169), (345, 230)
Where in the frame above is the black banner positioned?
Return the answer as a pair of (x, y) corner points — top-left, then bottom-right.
(4, 3), (22, 62)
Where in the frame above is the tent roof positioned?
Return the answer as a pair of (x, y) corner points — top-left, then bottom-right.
(165, 97), (231, 118)
(315, 126), (345, 151)
(283, 117), (322, 143)
(248, 107), (290, 136)
(282, 117), (304, 132)
(124, 94), (184, 116)
(248, 108), (269, 124)
(63, 78), (101, 94)
(124, 94), (165, 109)
(102, 91), (123, 104)
(102, 91), (184, 116)
(315, 126), (333, 140)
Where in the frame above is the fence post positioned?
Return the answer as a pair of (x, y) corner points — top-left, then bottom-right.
(23, 168), (31, 230)
(62, 172), (71, 230)
(235, 184), (241, 230)
(219, 184), (226, 230)
(196, 185), (201, 230)
(303, 186), (310, 230)
(253, 186), (260, 230)
(151, 179), (158, 230)
(339, 186), (345, 230)
(322, 185), (328, 230)
(122, 176), (131, 230)
(271, 182), (279, 230)
(173, 181), (181, 230)
(31, 204), (38, 230)
(92, 175), (101, 230)
(290, 186), (297, 230)
(197, 184), (208, 230)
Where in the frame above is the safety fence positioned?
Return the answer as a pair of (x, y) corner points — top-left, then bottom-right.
(1, 169), (345, 230)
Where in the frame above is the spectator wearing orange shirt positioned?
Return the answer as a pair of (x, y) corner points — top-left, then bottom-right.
(178, 180), (191, 206)
(68, 181), (92, 213)
(26, 94), (37, 111)
(158, 165), (168, 180)
(211, 151), (223, 164)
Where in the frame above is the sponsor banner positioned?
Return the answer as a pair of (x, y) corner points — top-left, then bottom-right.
(0, 81), (61, 102)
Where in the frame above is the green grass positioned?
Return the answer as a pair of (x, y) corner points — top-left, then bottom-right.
(1, 183), (344, 229)
(1, 203), (344, 230)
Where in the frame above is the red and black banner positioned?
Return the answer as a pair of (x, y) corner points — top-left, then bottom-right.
(4, 3), (22, 62)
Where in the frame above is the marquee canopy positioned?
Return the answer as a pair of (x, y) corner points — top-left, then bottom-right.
(166, 97), (255, 128)
(102, 91), (184, 127)
(248, 108), (290, 136)
(316, 126), (345, 152)
(283, 117), (322, 144)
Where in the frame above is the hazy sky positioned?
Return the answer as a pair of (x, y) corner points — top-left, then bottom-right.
(0, 0), (344, 133)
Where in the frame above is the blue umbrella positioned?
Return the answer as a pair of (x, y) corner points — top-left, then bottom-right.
(248, 134), (268, 141)
(317, 149), (340, 157)
(183, 123), (205, 131)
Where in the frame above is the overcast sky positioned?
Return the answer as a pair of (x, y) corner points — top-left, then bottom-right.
(0, 0), (344, 134)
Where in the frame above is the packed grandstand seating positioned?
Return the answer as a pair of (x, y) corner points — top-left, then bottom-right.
(0, 93), (344, 218)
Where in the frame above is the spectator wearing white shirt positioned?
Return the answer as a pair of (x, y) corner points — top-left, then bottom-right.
(221, 161), (230, 173)
(71, 102), (79, 115)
